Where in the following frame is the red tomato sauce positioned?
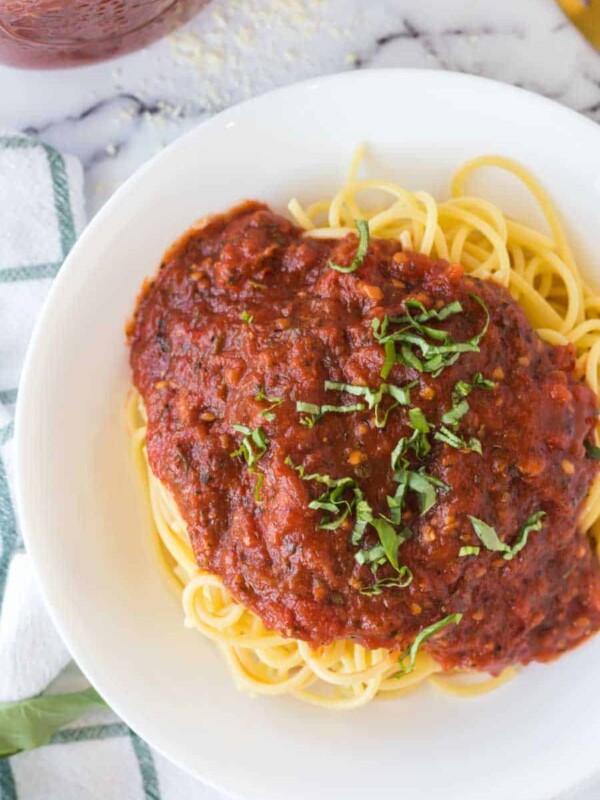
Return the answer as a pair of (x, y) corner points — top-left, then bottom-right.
(129, 201), (600, 672)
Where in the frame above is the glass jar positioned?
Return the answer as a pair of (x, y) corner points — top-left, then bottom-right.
(0, 0), (207, 68)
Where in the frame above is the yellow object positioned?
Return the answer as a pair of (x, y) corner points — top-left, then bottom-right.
(556, 0), (600, 51)
(128, 151), (600, 709)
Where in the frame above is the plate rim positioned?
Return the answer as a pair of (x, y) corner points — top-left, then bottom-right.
(14, 67), (600, 800)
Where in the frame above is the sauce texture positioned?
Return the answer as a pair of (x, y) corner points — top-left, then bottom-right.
(129, 201), (600, 672)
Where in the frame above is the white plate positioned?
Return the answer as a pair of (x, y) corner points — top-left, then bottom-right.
(15, 70), (600, 800)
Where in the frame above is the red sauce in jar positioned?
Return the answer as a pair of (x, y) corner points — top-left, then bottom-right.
(0, 0), (206, 68)
(129, 201), (600, 673)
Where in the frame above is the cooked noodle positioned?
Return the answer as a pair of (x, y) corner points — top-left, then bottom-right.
(128, 151), (600, 708)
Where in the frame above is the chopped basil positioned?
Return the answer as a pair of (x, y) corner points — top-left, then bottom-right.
(397, 343), (426, 373)
(373, 294), (490, 378)
(329, 219), (370, 273)
(381, 340), (397, 380)
(452, 372), (494, 401)
(369, 517), (404, 572)
(296, 401), (322, 427)
(256, 387), (283, 421)
(441, 398), (469, 427)
(352, 498), (375, 544)
(506, 511), (546, 560)
(355, 543), (386, 568)
(407, 469), (448, 515)
(467, 511), (546, 561)
(387, 383), (416, 405)
(231, 424), (269, 502)
(388, 410), (448, 524)
(402, 298), (464, 324)
(391, 430), (427, 469)
(467, 516), (507, 553)
(459, 545), (481, 557)
(308, 481), (355, 529)
(359, 567), (413, 596)
(355, 519), (413, 580)
(408, 406), (431, 434)
(297, 380), (415, 429)
(438, 372), (495, 447)
(389, 465), (447, 519)
(389, 406), (432, 463)
(434, 425), (482, 455)
(230, 424), (269, 467)
(585, 440), (600, 460)
(325, 379), (415, 428)
(286, 457), (361, 532)
(390, 436), (409, 473)
(396, 613), (463, 677)
(352, 508), (413, 577)
(240, 310), (254, 325)
(386, 484), (407, 525)
(252, 470), (265, 503)
(296, 399), (366, 427)
(288, 456), (413, 588)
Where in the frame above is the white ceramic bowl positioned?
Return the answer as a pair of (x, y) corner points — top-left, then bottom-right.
(16, 70), (600, 800)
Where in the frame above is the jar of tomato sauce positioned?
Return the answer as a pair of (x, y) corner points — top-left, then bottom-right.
(0, 0), (207, 68)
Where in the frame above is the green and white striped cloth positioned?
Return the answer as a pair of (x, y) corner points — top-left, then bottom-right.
(0, 134), (219, 800)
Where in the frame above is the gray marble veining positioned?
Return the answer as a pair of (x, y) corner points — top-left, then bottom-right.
(1, 0), (599, 217)
(0, 1), (599, 797)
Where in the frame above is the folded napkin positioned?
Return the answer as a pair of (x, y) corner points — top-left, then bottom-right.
(0, 133), (220, 800)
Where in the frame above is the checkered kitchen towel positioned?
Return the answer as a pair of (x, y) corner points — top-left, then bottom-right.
(0, 134), (220, 800)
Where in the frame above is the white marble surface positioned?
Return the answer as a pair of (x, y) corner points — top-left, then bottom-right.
(2, 0), (600, 219)
(2, 0), (600, 797)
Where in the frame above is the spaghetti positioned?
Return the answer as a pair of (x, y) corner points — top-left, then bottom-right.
(128, 151), (600, 708)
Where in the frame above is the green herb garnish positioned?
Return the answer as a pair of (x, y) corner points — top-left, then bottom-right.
(441, 373), (495, 431)
(404, 469), (448, 515)
(297, 380), (415, 428)
(323, 379), (416, 428)
(408, 406), (430, 433)
(369, 516), (406, 572)
(286, 457), (361, 532)
(359, 568), (413, 596)
(255, 387), (283, 421)
(252, 472), (265, 502)
(387, 404), (448, 523)
(373, 294), (490, 379)
(288, 457), (413, 587)
(467, 511), (546, 561)
(231, 424), (269, 501)
(329, 219), (370, 273)
(396, 613), (463, 677)
(231, 424), (268, 466)
(467, 516), (507, 553)
(404, 298), (465, 324)
(441, 399), (469, 428)
(0, 688), (107, 758)
(434, 426), (482, 454)
(296, 399), (366, 427)
(459, 545), (481, 557)
(390, 406), (433, 468)
(240, 310), (254, 325)
(381, 340), (397, 380)
(506, 511), (546, 559)
(354, 542), (386, 568)
(585, 440), (600, 460)
(453, 372), (495, 401)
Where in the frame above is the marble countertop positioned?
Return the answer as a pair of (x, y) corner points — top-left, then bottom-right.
(2, 0), (600, 218)
(1, 1), (600, 798)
